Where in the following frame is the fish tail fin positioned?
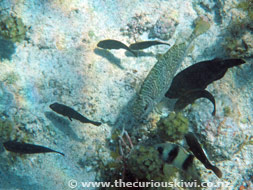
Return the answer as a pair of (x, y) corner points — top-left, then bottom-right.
(209, 165), (222, 178)
(79, 115), (101, 126)
(56, 151), (65, 156)
(130, 50), (137, 57)
(192, 17), (211, 38)
(221, 59), (246, 69)
(212, 108), (216, 116)
(91, 121), (102, 126)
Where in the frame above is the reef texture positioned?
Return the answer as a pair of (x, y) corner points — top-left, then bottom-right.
(0, 0), (252, 190)
(0, 14), (27, 42)
(157, 112), (189, 142)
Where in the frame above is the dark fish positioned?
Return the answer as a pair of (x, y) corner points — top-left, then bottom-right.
(156, 143), (194, 172)
(132, 17), (211, 121)
(185, 132), (222, 178)
(3, 141), (64, 156)
(97, 39), (137, 56)
(129, 41), (170, 50)
(166, 58), (246, 98)
(49, 102), (101, 126)
(174, 89), (216, 116)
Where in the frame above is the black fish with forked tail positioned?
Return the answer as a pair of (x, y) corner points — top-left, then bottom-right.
(3, 141), (64, 156)
(166, 58), (246, 99)
(97, 39), (137, 56)
(185, 132), (222, 178)
(174, 89), (216, 116)
(129, 40), (170, 50)
(49, 102), (101, 126)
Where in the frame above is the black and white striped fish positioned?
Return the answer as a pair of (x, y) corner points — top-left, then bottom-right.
(155, 143), (194, 172)
(155, 136), (222, 178)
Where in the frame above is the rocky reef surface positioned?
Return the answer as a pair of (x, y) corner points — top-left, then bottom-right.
(0, 0), (252, 190)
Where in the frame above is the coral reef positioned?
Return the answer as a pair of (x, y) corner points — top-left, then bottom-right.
(192, 0), (223, 24)
(157, 112), (189, 142)
(236, 0), (253, 20)
(223, 21), (253, 58)
(2, 72), (19, 85)
(0, 119), (15, 142)
(127, 145), (163, 180)
(148, 13), (178, 40)
(120, 13), (153, 40)
(0, 115), (36, 144)
(223, 106), (231, 117)
(0, 82), (14, 114)
(0, 14), (27, 43)
(221, 1), (253, 58)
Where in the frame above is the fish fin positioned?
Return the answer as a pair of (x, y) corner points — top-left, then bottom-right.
(200, 89), (216, 116)
(185, 133), (222, 178)
(129, 43), (139, 50)
(212, 57), (222, 62)
(174, 89), (216, 115)
(209, 165), (222, 178)
(155, 97), (176, 113)
(68, 117), (72, 121)
(193, 17), (211, 37)
(212, 107), (216, 116)
(130, 50), (137, 57)
(129, 41), (170, 50)
(56, 151), (65, 156)
(91, 121), (102, 126)
(222, 58), (246, 68)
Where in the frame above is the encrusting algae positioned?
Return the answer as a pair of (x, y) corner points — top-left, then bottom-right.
(0, 14), (27, 43)
(236, 0), (253, 20)
(157, 112), (189, 142)
(127, 145), (163, 180)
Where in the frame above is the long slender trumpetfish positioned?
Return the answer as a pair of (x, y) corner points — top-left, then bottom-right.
(131, 17), (211, 123)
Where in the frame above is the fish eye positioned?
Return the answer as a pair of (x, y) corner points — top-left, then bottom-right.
(157, 147), (163, 155)
(144, 103), (148, 111)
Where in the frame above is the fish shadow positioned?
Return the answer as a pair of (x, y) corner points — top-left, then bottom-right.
(125, 50), (155, 57)
(0, 155), (45, 190)
(0, 38), (16, 61)
(0, 171), (45, 190)
(44, 112), (82, 142)
(0, 142), (4, 153)
(94, 48), (124, 69)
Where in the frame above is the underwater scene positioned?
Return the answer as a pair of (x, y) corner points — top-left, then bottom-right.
(0, 0), (252, 190)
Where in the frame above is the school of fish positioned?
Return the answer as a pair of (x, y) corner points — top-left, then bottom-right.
(2, 16), (248, 181)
